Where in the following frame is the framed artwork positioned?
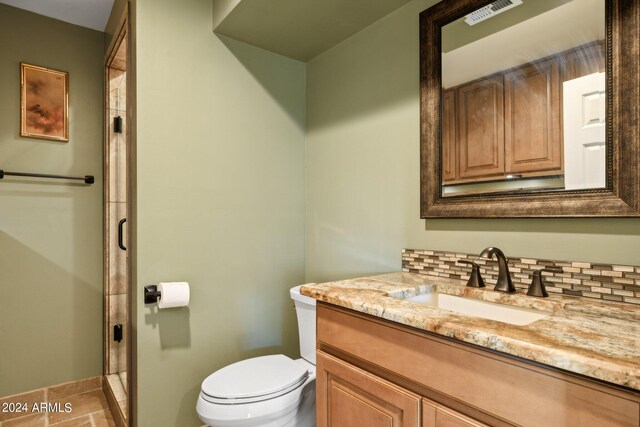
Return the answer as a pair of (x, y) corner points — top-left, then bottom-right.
(20, 63), (69, 142)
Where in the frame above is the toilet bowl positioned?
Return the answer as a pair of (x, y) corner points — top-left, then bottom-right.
(197, 286), (316, 427)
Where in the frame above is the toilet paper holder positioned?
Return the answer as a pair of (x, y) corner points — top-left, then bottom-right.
(144, 285), (162, 304)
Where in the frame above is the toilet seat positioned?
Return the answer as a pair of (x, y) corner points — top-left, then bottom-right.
(201, 355), (309, 405)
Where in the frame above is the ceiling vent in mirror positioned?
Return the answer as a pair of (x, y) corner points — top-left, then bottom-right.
(464, 0), (523, 26)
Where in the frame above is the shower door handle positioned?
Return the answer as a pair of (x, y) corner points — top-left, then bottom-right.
(118, 218), (127, 251)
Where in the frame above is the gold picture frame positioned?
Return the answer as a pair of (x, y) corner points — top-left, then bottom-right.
(20, 63), (69, 142)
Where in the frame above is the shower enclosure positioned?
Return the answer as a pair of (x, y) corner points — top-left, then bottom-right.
(104, 10), (130, 425)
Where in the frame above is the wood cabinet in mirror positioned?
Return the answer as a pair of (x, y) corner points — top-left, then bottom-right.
(420, 0), (639, 217)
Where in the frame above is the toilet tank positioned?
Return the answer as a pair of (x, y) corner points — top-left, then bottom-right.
(290, 285), (316, 365)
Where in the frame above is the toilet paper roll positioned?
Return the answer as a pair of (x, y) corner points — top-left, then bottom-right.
(157, 282), (190, 309)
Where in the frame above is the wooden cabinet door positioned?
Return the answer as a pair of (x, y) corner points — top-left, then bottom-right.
(456, 76), (505, 180)
(422, 399), (487, 427)
(316, 351), (420, 427)
(504, 60), (562, 174)
(441, 89), (457, 183)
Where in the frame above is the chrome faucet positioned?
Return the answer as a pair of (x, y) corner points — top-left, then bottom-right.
(480, 247), (516, 293)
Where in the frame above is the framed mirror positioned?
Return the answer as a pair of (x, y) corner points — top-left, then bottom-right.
(420, 0), (639, 217)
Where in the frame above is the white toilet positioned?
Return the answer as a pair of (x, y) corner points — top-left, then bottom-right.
(196, 286), (317, 427)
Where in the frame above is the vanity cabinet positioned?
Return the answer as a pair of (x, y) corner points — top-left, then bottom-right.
(317, 350), (485, 427)
(316, 303), (640, 427)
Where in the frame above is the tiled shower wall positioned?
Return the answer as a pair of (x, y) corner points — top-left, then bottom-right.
(402, 249), (640, 304)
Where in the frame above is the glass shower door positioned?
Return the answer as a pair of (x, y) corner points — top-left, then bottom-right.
(104, 24), (129, 420)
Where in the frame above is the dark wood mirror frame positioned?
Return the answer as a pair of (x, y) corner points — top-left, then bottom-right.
(420, 0), (639, 218)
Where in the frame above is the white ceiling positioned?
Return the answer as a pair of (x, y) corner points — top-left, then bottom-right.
(0, 0), (115, 31)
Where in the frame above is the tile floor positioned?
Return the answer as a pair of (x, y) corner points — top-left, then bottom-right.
(0, 377), (115, 427)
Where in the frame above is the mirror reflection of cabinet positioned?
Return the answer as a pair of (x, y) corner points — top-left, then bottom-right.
(457, 76), (504, 181)
(504, 58), (562, 175)
(441, 89), (457, 182)
(442, 43), (603, 186)
(442, 77), (506, 184)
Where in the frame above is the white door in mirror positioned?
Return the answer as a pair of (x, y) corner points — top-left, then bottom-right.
(563, 72), (606, 190)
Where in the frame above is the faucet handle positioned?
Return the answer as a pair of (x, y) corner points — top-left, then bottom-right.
(458, 260), (485, 288)
(526, 267), (562, 298)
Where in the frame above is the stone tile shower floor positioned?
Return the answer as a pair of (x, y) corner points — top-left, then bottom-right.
(0, 377), (115, 427)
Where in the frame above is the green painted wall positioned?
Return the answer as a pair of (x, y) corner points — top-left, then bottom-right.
(133, 0), (306, 425)
(132, 0), (638, 424)
(0, 5), (104, 396)
(306, 0), (640, 283)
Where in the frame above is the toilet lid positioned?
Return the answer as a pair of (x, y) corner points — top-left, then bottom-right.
(201, 355), (309, 403)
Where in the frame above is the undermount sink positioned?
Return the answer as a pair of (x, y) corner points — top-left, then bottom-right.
(395, 292), (549, 326)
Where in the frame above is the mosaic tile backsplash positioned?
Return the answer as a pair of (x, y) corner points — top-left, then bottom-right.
(402, 249), (640, 304)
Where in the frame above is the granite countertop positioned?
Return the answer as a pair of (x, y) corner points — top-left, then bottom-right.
(301, 272), (640, 391)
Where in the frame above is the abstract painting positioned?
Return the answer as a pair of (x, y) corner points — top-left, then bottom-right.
(20, 63), (68, 141)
